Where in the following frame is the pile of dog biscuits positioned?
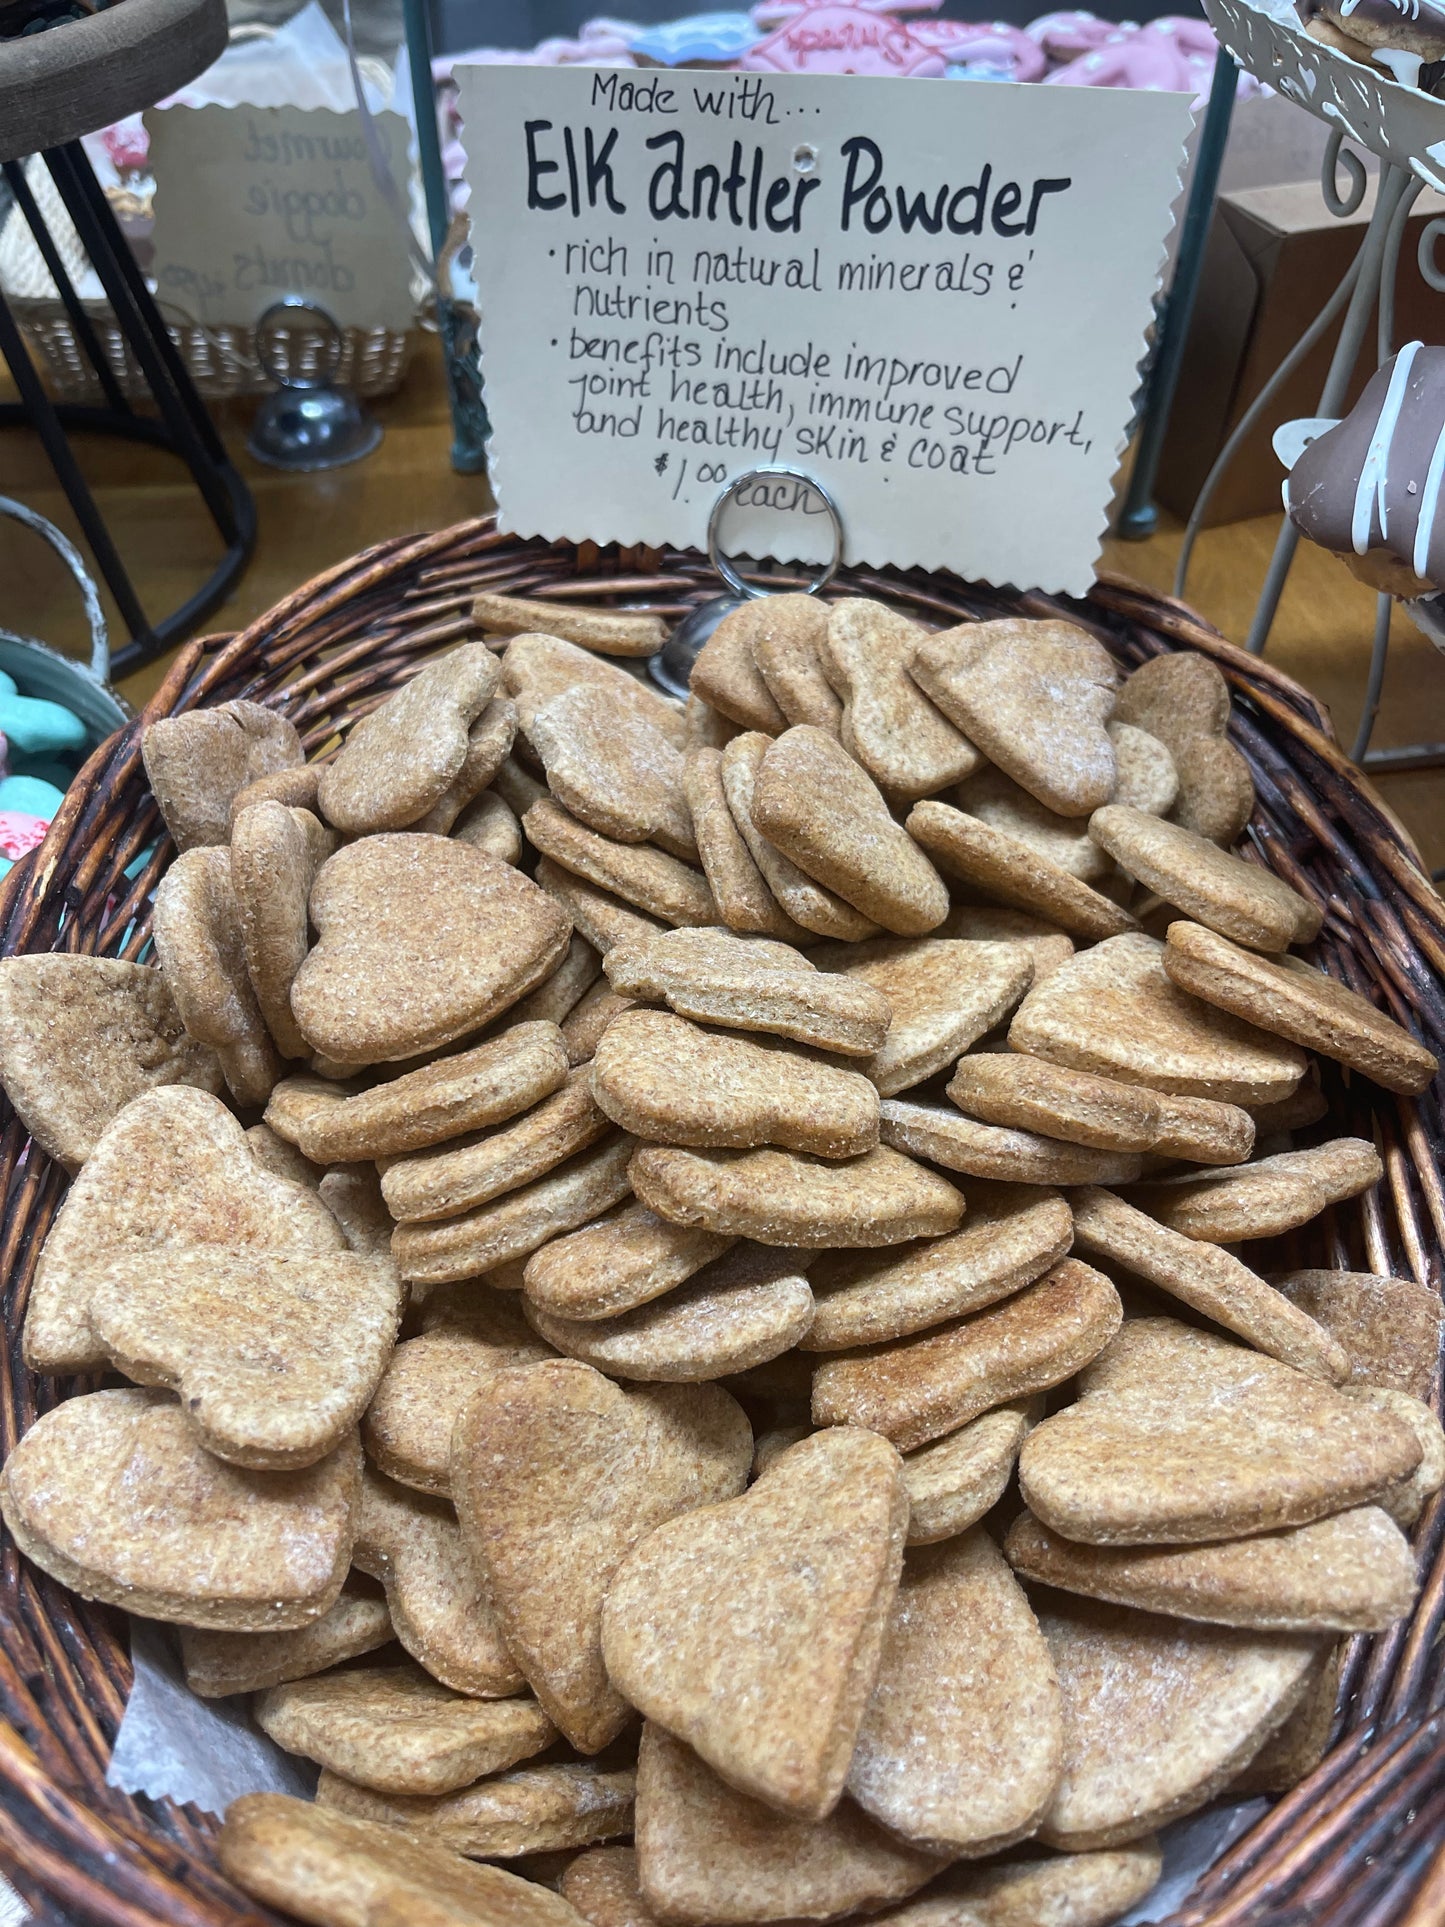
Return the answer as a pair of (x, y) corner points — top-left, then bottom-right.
(0, 588), (1441, 1927)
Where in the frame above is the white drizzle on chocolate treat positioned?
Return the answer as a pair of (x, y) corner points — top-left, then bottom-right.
(1296, 0), (1445, 73)
(1286, 342), (1445, 589)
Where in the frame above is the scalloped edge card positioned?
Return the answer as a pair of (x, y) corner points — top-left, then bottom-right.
(456, 67), (1193, 594)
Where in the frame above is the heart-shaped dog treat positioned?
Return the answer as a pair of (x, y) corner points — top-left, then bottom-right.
(480, 594), (669, 659)
(292, 835), (571, 1064)
(689, 699), (740, 747)
(393, 1133), (636, 1286)
(902, 1399), (1040, 1544)
(1009, 934), (1308, 1105)
(25, 1084), (346, 1375)
(602, 1427), (907, 1818)
(911, 620), (1118, 817)
(880, 1099), (1145, 1188)
(820, 600), (979, 799)
(454, 790), (523, 866)
(1089, 806), (1321, 952)
(1019, 1319), (1422, 1545)
(317, 1762), (638, 1858)
(811, 1259), (1121, 1453)
(926, 1842), (1165, 1927)
(256, 1663), (557, 1795)
(630, 1143), (964, 1249)
(1348, 1387), (1445, 1528)
(382, 1068), (613, 1224)
(722, 735), (879, 942)
(1005, 1504), (1416, 1633)
(747, 595), (842, 736)
(1109, 721), (1179, 816)
(848, 1532), (1062, 1855)
(561, 1846), (647, 1927)
(0, 953), (221, 1171)
(1114, 653), (1254, 845)
(452, 1359), (750, 1751)
(1162, 921), (1439, 1094)
(684, 751), (811, 942)
(940, 904), (1076, 974)
(954, 765), (1111, 882)
(268, 1022), (570, 1165)
(803, 1186), (1073, 1351)
(752, 729), (949, 937)
(1271, 1270), (1444, 1399)
(320, 1167), (391, 1257)
(907, 803), (1136, 944)
(528, 686), (697, 861)
(220, 1793), (592, 1927)
(814, 938), (1035, 1095)
(634, 1723), (943, 1926)
(1229, 1646), (1340, 1798)
(503, 634), (685, 744)
(1069, 1187), (1349, 1382)
(691, 605), (791, 735)
(537, 859), (666, 957)
(605, 926), (890, 1056)
(1036, 1596), (1320, 1849)
(363, 1296), (551, 1494)
(592, 1010), (879, 1159)
(181, 1578), (393, 1697)
(509, 935), (603, 1031)
(143, 699), (303, 851)
(947, 1055), (1255, 1165)
(522, 1202), (734, 1322)
(230, 802), (330, 1060)
(526, 1243), (814, 1382)
(317, 643), (500, 835)
(525, 801), (717, 929)
(0, 1389), (358, 1629)
(228, 764), (321, 824)
(88, 1247), (401, 1468)
(1124, 1139), (1381, 1243)
(415, 696), (519, 835)
(354, 1467), (524, 1696)
(153, 845), (280, 1106)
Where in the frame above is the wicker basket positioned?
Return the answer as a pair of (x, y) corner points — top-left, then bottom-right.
(0, 145), (417, 402)
(11, 304), (416, 403)
(0, 515), (1441, 1926)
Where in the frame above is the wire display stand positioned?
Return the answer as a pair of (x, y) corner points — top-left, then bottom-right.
(0, 0), (254, 676)
(1183, 0), (1445, 775)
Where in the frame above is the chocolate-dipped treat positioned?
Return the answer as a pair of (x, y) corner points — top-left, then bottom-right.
(1296, 0), (1445, 84)
(1282, 342), (1445, 600)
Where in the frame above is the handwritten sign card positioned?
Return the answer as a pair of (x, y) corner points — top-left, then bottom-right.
(457, 67), (1193, 594)
(145, 104), (413, 333)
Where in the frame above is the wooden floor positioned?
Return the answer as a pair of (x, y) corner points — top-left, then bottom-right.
(2, 339), (1442, 874)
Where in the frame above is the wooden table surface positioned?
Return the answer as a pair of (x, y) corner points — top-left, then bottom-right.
(3, 336), (1442, 875)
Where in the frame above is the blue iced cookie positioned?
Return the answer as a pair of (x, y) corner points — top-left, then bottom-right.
(630, 12), (760, 64)
(0, 691), (87, 758)
(0, 775), (66, 819)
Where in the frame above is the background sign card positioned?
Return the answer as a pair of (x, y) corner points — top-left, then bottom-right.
(145, 104), (414, 333)
(457, 67), (1193, 594)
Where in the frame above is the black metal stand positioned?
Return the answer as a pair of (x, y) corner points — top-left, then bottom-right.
(0, 139), (254, 677)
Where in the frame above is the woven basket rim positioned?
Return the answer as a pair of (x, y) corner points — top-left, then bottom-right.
(0, 512), (1441, 1927)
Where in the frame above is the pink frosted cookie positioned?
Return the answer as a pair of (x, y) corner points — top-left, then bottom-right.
(912, 16), (1049, 77)
(743, 2), (948, 73)
(0, 813), (51, 861)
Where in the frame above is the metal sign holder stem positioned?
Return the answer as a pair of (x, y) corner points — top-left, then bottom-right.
(649, 464), (845, 700)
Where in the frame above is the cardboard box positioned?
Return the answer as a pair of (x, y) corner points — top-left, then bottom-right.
(1156, 176), (1445, 528)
